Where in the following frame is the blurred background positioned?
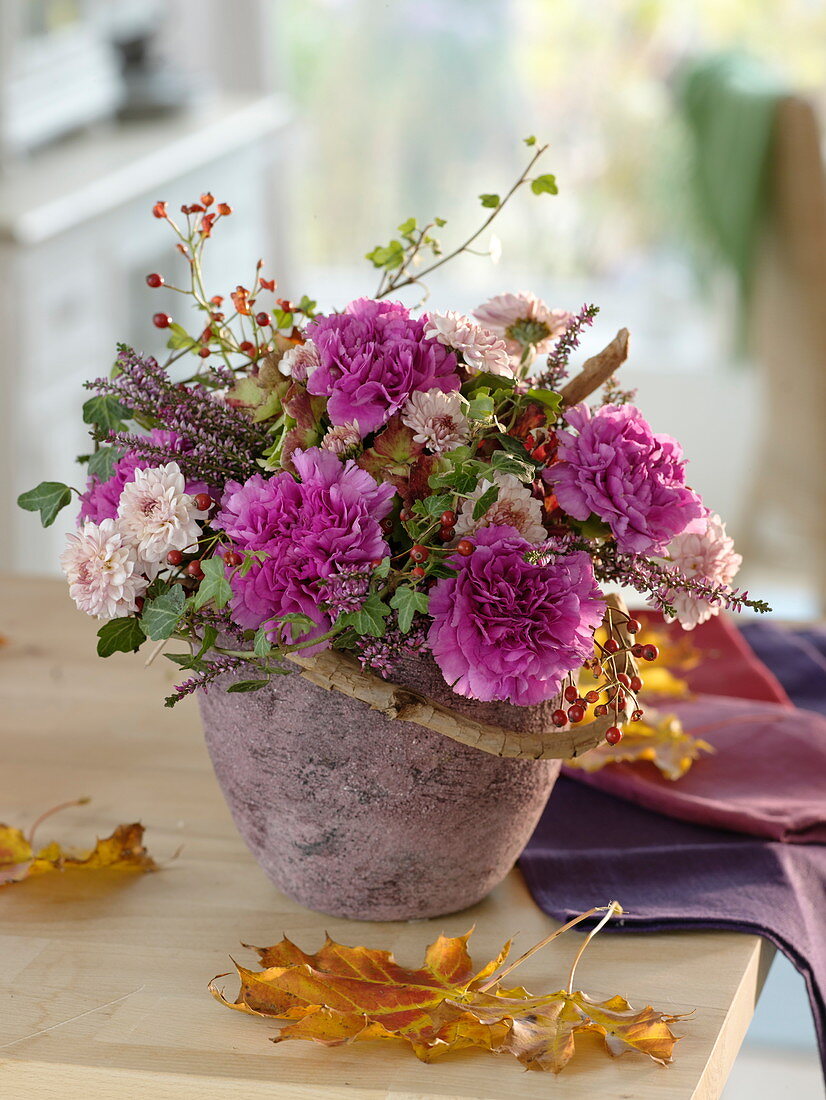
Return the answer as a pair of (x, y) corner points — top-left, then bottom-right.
(0, 1), (823, 1093)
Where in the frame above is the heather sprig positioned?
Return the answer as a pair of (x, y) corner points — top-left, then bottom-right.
(536, 303), (600, 388)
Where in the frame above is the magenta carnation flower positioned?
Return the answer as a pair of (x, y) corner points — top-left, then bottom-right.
(546, 404), (704, 554)
(213, 448), (396, 650)
(78, 430), (206, 524)
(428, 525), (605, 705)
(305, 298), (460, 434)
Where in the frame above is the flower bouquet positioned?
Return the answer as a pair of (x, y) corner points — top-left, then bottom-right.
(20, 141), (767, 919)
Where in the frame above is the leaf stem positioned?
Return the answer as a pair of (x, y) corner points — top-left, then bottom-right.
(476, 900), (620, 993)
(566, 901), (623, 995)
(27, 796), (91, 847)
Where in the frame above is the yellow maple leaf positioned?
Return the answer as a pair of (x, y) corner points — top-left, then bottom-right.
(568, 710), (714, 780)
(0, 799), (156, 885)
(211, 903), (685, 1074)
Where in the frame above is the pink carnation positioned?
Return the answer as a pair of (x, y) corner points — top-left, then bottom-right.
(305, 298), (460, 434)
(213, 448), (396, 650)
(428, 525), (605, 705)
(546, 403), (704, 554)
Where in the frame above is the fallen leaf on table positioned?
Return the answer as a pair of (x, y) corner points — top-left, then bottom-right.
(211, 902), (685, 1074)
(0, 798), (157, 884)
(567, 710), (714, 780)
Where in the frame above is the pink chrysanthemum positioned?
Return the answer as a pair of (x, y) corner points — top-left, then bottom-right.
(428, 525), (605, 705)
(454, 471), (546, 544)
(473, 292), (572, 357)
(424, 310), (512, 376)
(117, 462), (208, 569)
(665, 513), (743, 629)
(60, 518), (148, 619)
(401, 388), (469, 454)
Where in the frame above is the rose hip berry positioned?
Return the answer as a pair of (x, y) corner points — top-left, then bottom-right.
(224, 550), (242, 567)
(552, 709), (568, 728)
(564, 685), (579, 703)
(595, 703), (608, 717)
(631, 708), (645, 721)
(604, 638), (620, 654)
(146, 273), (164, 288)
(642, 644), (659, 662)
(630, 675), (643, 692)
(456, 539), (474, 556)
(585, 690), (600, 704)
(605, 726), (623, 745)
(255, 311), (271, 327)
(193, 493), (212, 512)
(567, 704), (585, 724)
(185, 560), (204, 579)
(626, 618), (642, 634)
(439, 527), (455, 542)
(411, 565), (426, 579)
(153, 312), (171, 328)
(440, 510), (456, 528)
(166, 549), (184, 566)
(410, 545), (429, 563)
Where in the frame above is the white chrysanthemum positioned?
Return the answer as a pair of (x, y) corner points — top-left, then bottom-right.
(473, 292), (572, 357)
(279, 340), (321, 381)
(117, 462), (207, 567)
(401, 389), (470, 454)
(424, 310), (513, 377)
(321, 421), (362, 456)
(665, 513), (743, 630)
(60, 519), (148, 620)
(455, 471), (546, 544)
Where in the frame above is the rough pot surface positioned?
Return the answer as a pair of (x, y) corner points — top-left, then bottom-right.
(198, 652), (562, 921)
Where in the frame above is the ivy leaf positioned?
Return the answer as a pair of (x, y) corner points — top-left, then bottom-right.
(365, 240), (405, 270)
(524, 134), (537, 146)
(278, 612), (316, 642)
(166, 322), (199, 352)
(253, 627), (274, 657)
(82, 395), (130, 433)
(467, 391), (495, 421)
(297, 295), (317, 317)
(195, 624), (218, 662)
(141, 586), (186, 641)
(373, 557), (392, 579)
(273, 309), (294, 330)
(389, 586), (430, 633)
(96, 616), (146, 657)
(192, 557), (233, 611)
(17, 482), (72, 527)
(227, 679), (271, 694)
(526, 388), (562, 414)
(397, 217), (417, 235)
(489, 450), (536, 482)
(472, 484), (500, 521)
(479, 193), (500, 209)
(531, 173), (558, 196)
(462, 371), (516, 399)
(434, 216), (447, 227)
(338, 594), (391, 638)
(574, 514), (613, 540)
(86, 446), (121, 482)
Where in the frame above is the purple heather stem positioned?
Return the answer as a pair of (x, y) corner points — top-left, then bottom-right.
(537, 303), (600, 388)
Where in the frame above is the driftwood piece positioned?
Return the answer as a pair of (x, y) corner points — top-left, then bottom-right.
(287, 594), (639, 761)
(559, 328), (630, 407)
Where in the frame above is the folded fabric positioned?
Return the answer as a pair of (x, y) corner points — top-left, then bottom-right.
(741, 621), (826, 717)
(521, 614), (826, 1080)
(521, 777), (826, 1079)
(563, 694), (826, 844)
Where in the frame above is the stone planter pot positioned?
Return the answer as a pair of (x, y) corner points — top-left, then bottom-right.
(199, 651), (564, 921)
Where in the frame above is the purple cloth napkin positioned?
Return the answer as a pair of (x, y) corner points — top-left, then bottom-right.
(520, 619), (826, 1079)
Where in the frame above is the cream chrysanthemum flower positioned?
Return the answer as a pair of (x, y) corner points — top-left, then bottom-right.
(473, 292), (572, 358)
(401, 388), (470, 454)
(665, 513), (743, 630)
(321, 421), (362, 456)
(455, 471), (546, 544)
(60, 518), (148, 619)
(424, 310), (513, 377)
(117, 462), (207, 568)
(279, 339), (321, 381)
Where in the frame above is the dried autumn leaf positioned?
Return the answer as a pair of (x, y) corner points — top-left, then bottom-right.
(0, 799), (157, 885)
(567, 710), (714, 780)
(211, 904), (684, 1074)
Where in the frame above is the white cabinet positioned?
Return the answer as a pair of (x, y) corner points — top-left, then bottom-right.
(0, 94), (293, 574)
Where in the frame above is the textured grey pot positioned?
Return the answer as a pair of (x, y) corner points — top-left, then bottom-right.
(198, 653), (561, 921)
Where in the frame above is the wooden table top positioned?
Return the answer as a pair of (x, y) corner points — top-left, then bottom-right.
(0, 576), (773, 1099)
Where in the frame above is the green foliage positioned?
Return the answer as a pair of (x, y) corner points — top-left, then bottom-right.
(86, 446), (120, 481)
(297, 295), (317, 317)
(462, 372), (516, 399)
(472, 484), (500, 520)
(466, 390), (496, 421)
(530, 174), (558, 196)
(278, 612), (316, 641)
(192, 557), (233, 611)
(365, 240), (405, 270)
(427, 448), (488, 496)
(166, 322), (199, 352)
(227, 679), (270, 694)
(96, 616), (146, 657)
(489, 449), (536, 482)
(82, 394), (130, 433)
(273, 309), (294, 330)
(411, 493), (454, 520)
(253, 626), (273, 657)
(574, 514), (613, 540)
(479, 193), (500, 209)
(524, 135), (537, 146)
(17, 482), (73, 527)
(525, 388), (562, 414)
(141, 585), (186, 640)
(389, 586), (430, 633)
(338, 593), (390, 638)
